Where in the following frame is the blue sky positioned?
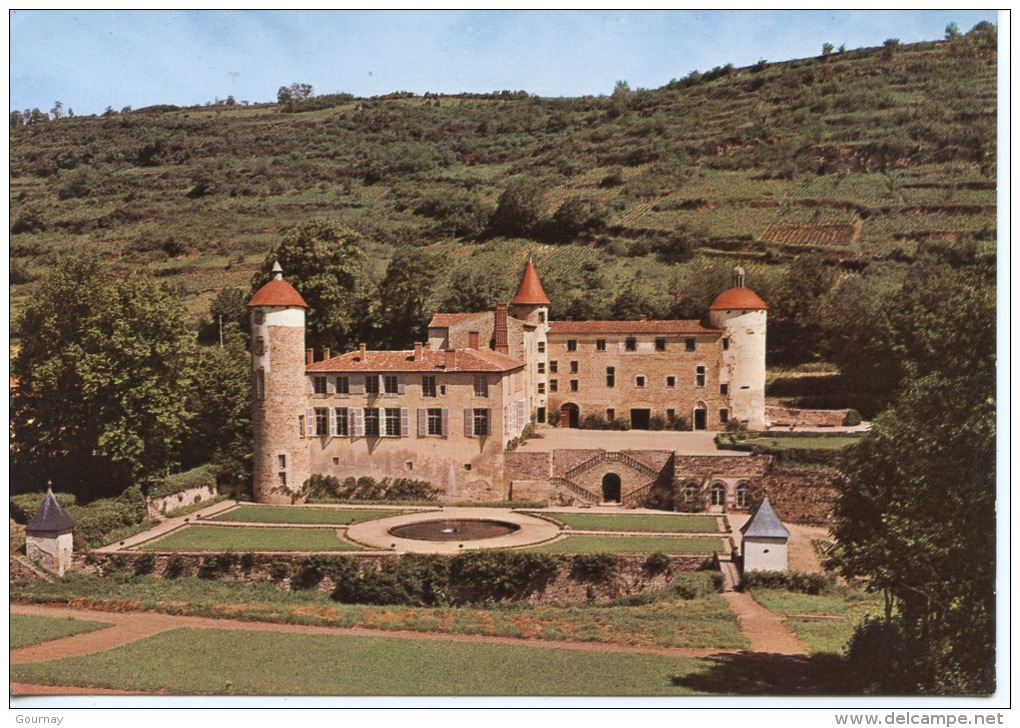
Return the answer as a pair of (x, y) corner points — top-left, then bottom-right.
(9, 10), (1000, 117)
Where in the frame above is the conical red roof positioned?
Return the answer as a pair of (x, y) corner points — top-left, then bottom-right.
(247, 279), (308, 308)
(510, 261), (551, 306)
(709, 287), (767, 311)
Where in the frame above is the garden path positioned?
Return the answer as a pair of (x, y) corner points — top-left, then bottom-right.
(720, 592), (808, 655)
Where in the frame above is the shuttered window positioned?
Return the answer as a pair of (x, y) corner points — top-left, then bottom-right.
(364, 408), (380, 436)
(334, 407), (349, 436)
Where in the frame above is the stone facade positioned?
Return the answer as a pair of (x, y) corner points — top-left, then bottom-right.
(249, 262), (768, 505)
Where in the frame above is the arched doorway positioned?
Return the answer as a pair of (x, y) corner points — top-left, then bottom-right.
(560, 403), (579, 428)
(693, 402), (708, 431)
(602, 473), (622, 503)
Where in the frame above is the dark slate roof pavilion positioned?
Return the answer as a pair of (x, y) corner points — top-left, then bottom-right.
(26, 485), (76, 534)
(740, 495), (790, 539)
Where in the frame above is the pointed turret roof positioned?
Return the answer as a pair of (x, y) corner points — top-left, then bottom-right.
(510, 260), (551, 306)
(740, 496), (789, 539)
(247, 261), (308, 308)
(26, 485), (76, 534)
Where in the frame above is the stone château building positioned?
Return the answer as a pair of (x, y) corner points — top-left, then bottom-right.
(248, 260), (767, 504)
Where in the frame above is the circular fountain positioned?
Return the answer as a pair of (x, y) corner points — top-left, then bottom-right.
(388, 519), (520, 542)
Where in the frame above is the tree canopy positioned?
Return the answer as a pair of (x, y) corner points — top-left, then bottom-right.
(12, 255), (196, 496)
(254, 218), (372, 354)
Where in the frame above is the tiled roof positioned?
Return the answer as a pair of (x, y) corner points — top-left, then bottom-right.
(740, 496), (790, 539)
(26, 488), (76, 534)
(247, 280), (308, 308)
(428, 312), (487, 328)
(510, 261), (551, 306)
(548, 319), (720, 335)
(306, 347), (525, 373)
(709, 287), (767, 311)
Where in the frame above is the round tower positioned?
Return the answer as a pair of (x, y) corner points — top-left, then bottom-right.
(709, 266), (767, 430)
(248, 262), (311, 504)
(509, 259), (551, 422)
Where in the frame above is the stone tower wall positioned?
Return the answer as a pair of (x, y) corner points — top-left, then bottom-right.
(710, 308), (767, 429)
(252, 313), (310, 504)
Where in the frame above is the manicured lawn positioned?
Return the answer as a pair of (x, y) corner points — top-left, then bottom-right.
(741, 436), (862, 450)
(751, 588), (885, 654)
(538, 512), (720, 533)
(11, 613), (113, 648)
(524, 535), (725, 554)
(9, 627), (711, 695)
(212, 505), (405, 526)
(12, 574), (747, 650)
(137, 525), (362, 552)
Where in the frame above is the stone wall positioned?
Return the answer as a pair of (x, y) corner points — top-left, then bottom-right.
(766, 405), (850, 428)
(72, 551), (713, 606)
(147, 486), (218, 518)
(761, 466), (842, 525)
(504, 451), (551, 480)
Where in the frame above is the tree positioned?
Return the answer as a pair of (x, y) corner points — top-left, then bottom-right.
(372, 246), (440, 349)
(254, 218), (372, 354)
(882, 38), (900, 60)
(50, 101), (63, 120)
(11, 255), (195, 497)
(767, 254), (838, 365)
(821, 42), (835, 58)
(198, 288), (249, 346)
(829, 262), (996, 694)
(944, 22), (961, 41)
(277, 83), (314, 109)
(182, 337), (251, 481)
(966, 21), (997, 48)
(488, 178), (546, 237)
(550, 195), (607, 242)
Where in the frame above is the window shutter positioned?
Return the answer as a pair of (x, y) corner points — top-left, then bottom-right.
(397, 376), (406, 395)
(349, 408), (357, 436)
(351, 379), (365, 395)
(379, 375), (385, 393)
(326, 377), (335, 395)
(417, 408), (427, 437)
(305, 376), (314, 394)
(518, 399), (526, 429)
(464, 409), (473, 437)
(441, 408), (449, 438)
(329, 408), (338, 437)
(401, 408), (409, 437)
(354, 408), (365, 437)
(306, 409), (316, 437)
(486, 408), (492, 436)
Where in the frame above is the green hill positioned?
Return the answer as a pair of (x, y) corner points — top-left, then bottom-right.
(10, 35), (996, 330)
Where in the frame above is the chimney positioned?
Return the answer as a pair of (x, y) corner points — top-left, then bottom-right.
(445, 349), (457, 370)
(424, 341), (432, 350)
(494, 304), (509, 355)
(565, 316), (573, 321)
(414, 342), (423, 361)
(359, 343), (367, 360)
(323, 347), (330, 360)
(639, 315), (648, 321)
(468, 331), (480, 350)
(306, 348), (314, 366)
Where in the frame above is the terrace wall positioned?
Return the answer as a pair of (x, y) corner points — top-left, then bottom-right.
(70, 551), (713, 606)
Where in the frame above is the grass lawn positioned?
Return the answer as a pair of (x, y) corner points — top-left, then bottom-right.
(538, 512), (720, 533)
(740, 436), (862, 450)
(9, 627), (711, 695)
(212, 505), (405, 526)
(137, 525), (362, 552)
(11, 613), (113, 648)
(12, 574), (747, 650)
(751, 588), (885, 654)
(523, 536), (725, 554)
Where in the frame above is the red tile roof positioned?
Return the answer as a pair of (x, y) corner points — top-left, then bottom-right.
(548, 319), (720, 335)
(306, 347), (525, 373)
(428, 312), (486, 328)
(247, 280), (308, 308)
(709, 287), (767, 311)
(510, 261), (551, 306)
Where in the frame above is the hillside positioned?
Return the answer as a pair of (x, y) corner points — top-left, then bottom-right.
(10, 36), (997, 331)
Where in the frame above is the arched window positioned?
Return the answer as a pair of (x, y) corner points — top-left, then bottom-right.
(710, 482), (727, 507)
(735, 482), (749, 509)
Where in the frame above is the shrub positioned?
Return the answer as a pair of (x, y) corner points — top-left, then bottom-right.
(449, 551), (562, 602)
(133, 553), (157, 576)
(198, 552), (237, 579)
(668, 571), (724, 599)
(642, 551), (672, 575)
(742, 569), (834, 595)
(842, 409), (863, 427)
(164, 554), (190, 579)
(569, 553), (618, 583)
(269, 562), (290, 583)
(291, 555), (334, 590)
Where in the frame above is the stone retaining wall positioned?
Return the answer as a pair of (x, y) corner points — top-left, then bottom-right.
(71, 551), (713, 606)
(147, 486), (218, 518)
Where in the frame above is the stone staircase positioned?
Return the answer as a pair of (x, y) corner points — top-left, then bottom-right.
(564, 450), (659, 481)
(548, 477), (599, 504)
